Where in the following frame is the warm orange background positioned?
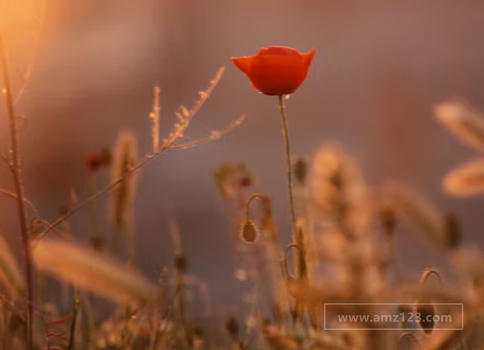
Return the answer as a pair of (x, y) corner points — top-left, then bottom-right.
(1, 0), (484, 309)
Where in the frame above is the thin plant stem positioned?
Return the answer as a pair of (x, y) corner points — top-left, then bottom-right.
(244, 193), (265, 219)
(0, 188), (39, 218)
(277, 95), (297, 234)
(41, 114), (244, 238)
(67, 298), (81, 350)
(0, 30), (34, 349)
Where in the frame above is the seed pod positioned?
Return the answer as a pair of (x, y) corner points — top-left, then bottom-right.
(239, 220), (258, 243)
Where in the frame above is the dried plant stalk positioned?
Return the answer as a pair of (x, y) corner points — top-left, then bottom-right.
(43, 67), (231, 236)
(32, 239), (157, 305)
(150, 85), (161, 153)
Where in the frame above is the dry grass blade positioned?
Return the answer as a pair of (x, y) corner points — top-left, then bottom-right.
(0, 234), (25, 296)
(435, 101), (484, 152)
(32, 239), (157, 304)
(384, 182), (447, 247)
(443, 159), (484, 197)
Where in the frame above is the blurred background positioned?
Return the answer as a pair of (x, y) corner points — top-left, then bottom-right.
(1, 0), (484, 315)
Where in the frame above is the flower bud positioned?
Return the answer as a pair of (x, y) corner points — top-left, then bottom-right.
(239, 220), (258, 243)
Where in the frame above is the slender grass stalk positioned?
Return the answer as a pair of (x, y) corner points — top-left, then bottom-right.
(0, 30), (34, 349)
(277, 95), (297, 234)
(67, 298), (81, 350)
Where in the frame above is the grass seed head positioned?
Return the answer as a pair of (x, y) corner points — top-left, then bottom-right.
(111, 130), (138, 229)
(310, 143), (369, 235)
(443, 159), (484, 197)
(435, 101), (484, 152)
(32, 239), (157, 305)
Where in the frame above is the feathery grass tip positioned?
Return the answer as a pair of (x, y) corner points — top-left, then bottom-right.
(443, 159), (484, 197)
(435, 101), (484, 152)
(32, 239), (157, 304)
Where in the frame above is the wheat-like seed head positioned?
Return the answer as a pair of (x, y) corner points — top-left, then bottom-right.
(32, 239), (157, 305)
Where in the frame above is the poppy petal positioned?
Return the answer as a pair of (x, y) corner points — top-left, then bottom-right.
(302, 48), (316, 68)
(258, 46), (302, 58)
(231, 57), (252, 75)
(250, 81), (261, 93)
(232, 46), (315, 95)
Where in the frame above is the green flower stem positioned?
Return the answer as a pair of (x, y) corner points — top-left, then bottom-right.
(277, 95), (297, 234)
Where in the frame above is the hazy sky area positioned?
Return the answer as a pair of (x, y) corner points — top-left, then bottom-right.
(1, 0), (484, 316)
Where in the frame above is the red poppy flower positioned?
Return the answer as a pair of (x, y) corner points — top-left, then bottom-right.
(232, 46), (316, 96)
